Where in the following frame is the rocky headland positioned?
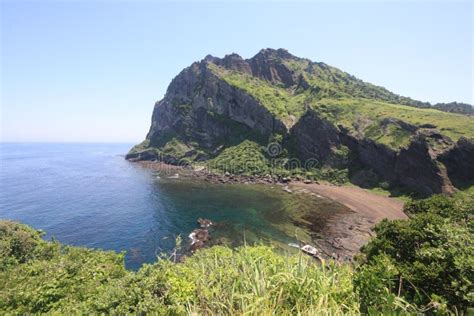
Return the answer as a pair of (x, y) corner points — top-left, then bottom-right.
(126, 48), (474, 197)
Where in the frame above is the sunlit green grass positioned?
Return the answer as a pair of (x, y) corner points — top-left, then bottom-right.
(313, 98), (474, 145)
(161, 245), (360, 315)
(208, 63), (308, 126)
(209, 62), (473, 152)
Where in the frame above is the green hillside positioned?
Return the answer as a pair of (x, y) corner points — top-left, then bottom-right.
(212, 60), (474, 148)
(209, 62), (474, 150)
(208, 62), (309, 125)
(312, 98), (474, 149)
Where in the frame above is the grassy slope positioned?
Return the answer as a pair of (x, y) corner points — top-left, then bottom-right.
(137, 59), (472, 157)
(206, 140), (351, 183)
(209, 62), (473, 151)
(208, 63), (309, 126)
(207, 140), (270, 175)
(313, 98), (474, 146)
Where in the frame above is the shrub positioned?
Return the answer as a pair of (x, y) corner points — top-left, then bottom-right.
(0, 221), (58, 269)
(208, 140), (270, 175)
(355, 194), (474, 313)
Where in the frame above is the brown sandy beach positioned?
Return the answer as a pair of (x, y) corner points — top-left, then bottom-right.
(291, 182), (407, 222)
(288, 181), (407, 259)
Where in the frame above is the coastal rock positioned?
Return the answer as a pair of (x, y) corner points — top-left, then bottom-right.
(289, 109), (342, 167)
(188, 218), (215, 253)
(145, 58), (287, 152)
(438, 137), (474, 188)
(126, 48), (474, 196)
(282, 186), (292, 193)
(197, 218), (213, 228)
(189, 228), (209, 252)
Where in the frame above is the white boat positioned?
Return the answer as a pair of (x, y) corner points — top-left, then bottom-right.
(301, 244), (319, 256)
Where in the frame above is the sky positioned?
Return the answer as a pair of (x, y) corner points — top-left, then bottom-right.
(1, 1), (473, 143)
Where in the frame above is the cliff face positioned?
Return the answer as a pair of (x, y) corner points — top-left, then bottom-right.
(127, 48), (474, 196)
(145, 57), (287, 156)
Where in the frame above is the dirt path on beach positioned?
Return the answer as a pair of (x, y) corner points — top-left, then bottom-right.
(291, 182), (407, 222)
(289, 182), (407, 260)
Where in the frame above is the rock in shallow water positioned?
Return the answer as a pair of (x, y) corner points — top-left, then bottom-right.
(197, 218), (213, 228)
(188, 218), (214, 253)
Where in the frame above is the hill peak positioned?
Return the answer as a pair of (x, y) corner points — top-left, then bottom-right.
(251, 48), (298, 61)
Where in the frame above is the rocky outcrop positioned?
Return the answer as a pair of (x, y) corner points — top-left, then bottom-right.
(340, 128), (460, 196)
(340, 132), (398, 182)
(439, 137), (474, 188)
(289, 110), (344, 167)
(189, 218), (214, 252)
(125, 148), (159, 162)
(248, 48), (298, 86)
(146, 59), (287, 153)
(128, 48), (474, 196)
(394, 136), (455, 196)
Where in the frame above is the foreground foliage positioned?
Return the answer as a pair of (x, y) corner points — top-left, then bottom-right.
(1, 193), (472, 314)
(355, 194), (474, 314)
(0, 221), (359, 314)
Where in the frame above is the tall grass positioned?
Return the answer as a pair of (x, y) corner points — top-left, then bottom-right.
(2, 220), (420, 314)
(151, 245), (359, 315)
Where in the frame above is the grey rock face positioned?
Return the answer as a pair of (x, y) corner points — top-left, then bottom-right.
(146, 60), (287, 152)
(439, 137), (474, 188)
(288, 109), (341, 165)
(248, 49), (297, 86)
(128, 49), (473, 196)
(394, 137), (453, 196)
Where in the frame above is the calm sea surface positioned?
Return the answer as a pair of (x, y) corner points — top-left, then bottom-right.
(0, 143), (347, 269)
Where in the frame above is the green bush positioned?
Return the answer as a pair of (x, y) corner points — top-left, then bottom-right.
(404, 194), (473, 225)
(208, 140), (270, 175)
(355, 194), (474, 313)
(0, 221), (58, 269)
(353, 254), (419, 314)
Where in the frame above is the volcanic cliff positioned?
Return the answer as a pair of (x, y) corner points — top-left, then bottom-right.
(127, 48), (474, 196)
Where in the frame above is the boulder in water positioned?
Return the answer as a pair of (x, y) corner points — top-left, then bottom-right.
(197, 218), (213, 228)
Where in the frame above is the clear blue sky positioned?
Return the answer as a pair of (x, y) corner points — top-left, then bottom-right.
(1, 1), (472, 142)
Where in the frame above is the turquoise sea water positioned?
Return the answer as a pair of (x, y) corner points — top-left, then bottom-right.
(0, 143), (348, 270)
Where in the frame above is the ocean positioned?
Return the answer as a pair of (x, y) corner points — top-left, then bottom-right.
(0, 143), (346, 269)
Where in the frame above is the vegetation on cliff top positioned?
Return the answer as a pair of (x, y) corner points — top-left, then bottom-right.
(1, 193), (472, 314)
(210, 62), (474, 148)
(312, 98), (474, 146)
(208, 63), (309, 126)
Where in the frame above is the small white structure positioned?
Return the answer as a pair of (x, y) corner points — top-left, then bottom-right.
(301, 244), (319, 256)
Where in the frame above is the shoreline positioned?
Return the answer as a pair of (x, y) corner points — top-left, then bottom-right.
(290, 182), (407, 222)
(135, 160), (407, 221)
(133, 160), (407, 259)
(288, 181), (407, 259)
